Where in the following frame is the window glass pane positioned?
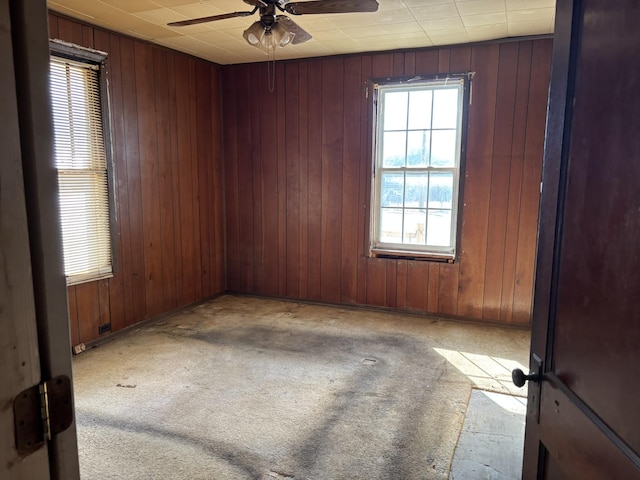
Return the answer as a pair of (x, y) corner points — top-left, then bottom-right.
(432, 88), (459, 129)
(404, 173), (428, 208)
(406, 130), (430, 167)
(373, 79), (464, 256)
(380, 208), (403, 243)
(382, 131), (406, 167)
(430, 130), (457, 167)
(381, 173), (404, 207)
(428, 172), (453, 209)
(403, 209), (427, 244)
(383, 91), (408, 130)
(407, 90), (432, 130)
(426, 210), (452, 246)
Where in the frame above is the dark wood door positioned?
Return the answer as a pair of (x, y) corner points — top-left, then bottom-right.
(521, 0), (640, 478)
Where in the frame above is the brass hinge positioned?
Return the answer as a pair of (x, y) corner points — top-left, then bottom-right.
(13, 375), (73, 456)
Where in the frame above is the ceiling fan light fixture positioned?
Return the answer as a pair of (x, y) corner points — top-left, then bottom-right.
(271, 22), (296, 47)
(243, 21), (265, 46)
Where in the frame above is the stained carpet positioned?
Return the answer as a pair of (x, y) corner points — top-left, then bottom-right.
(73, 295), (529, 480)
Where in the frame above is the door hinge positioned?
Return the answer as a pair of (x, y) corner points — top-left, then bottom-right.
(13, 375), (73, 456)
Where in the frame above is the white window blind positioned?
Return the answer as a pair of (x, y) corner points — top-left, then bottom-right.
(50, 55), (113, 285)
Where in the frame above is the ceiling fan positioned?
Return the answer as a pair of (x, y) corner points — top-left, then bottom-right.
(168, 0), (379, 50)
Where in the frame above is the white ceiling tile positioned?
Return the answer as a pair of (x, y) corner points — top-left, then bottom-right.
(97, 0), (159, 13)
(49, 0), (557, 64)
(287, 17), (338, 33)
(328, 9), (414, 28)
(410, 3), (460, 20)
(418, 16), (465, 31)
(150, 0), (200, 6)
(49, 3), (96, 22)
(427, 28), (470, 45)
(309, 29), (351, 41)
(456, 0), (506, 16)
(377, 0), (409, 11)
(465, 23), (508, 41)
(189, 29), (242, 45)
(167, 2), (226, 19)
(317, 38), (361, 50)
(506, 0), (554, 10)
(462, 12), (507, 27)
(507, 19), (553, 36)
(343, 22), (424, 39)
(507, 7), (555, 22)
(403, 0), (455, 6)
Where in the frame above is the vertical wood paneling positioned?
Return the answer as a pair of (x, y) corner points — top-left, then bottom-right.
(356, 55), (372, 306)
(175, 55), (196, 304)
(210, 66), (225, 294)
(168, 55), (186, 304)
(97, 280), (110, 333)
(67, 286), (79, 346)
(223, 38), (552, 326)
(482, 42), (520, 321)
(51, 12), (225, 345)
(500, 41), (533, 322)
(285, 62), (300, 298)
(396, 259), (408, 309)
(188, 59), (202, 302)
(457, 44), (500, 319)
(155, 49), (177, 310)
(48, 14), (58, 37)
(196, 61), (212, 297)
(415, 50), (438, 75)
(298, 62), (309, 298)
(223, 66), (240, 292)
(259, 63), (279, 297)
(366, 258), (387, 307)
(406, 262), (428, 312)
(512, 39), (553, 325)
(306, 60), (323, 300)
(276, 63), (288, 297)
(105, 33), (131, 331)
(320, 58), (344, 303)
(76, 282), (99, 343)
(119, 36), (146, 325)
(135, 41), (164, 318)
(340, 57), (361, 304)
(54, 8), (550, 334)
(249, 66), (263, 294)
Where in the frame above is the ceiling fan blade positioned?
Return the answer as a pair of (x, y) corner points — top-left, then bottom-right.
(168, 11), (254, 27)
(284, 0), (378, 15)
(243, 0), (267, 7)
(277, 16), (313, 44)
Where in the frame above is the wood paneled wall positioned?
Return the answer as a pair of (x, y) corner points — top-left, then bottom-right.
(223, 39), (552, 326)
(49, 13), (225, 346)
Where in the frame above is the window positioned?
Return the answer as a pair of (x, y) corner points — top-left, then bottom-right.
(49, 43), (115, 285)
(371, 76), (467, 260)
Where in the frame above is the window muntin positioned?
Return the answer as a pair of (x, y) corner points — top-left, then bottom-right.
(372, 78), (465, 258)
(50, 51), (114, 285)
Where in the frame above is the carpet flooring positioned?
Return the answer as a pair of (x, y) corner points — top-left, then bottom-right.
(72, 295), (529, 480)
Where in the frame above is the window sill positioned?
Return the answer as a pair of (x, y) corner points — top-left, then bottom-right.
(370, 248), (455, 263)
(66, 271), (113, 287)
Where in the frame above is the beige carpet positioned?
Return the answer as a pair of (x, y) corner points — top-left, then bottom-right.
(72, 295), (529, 480)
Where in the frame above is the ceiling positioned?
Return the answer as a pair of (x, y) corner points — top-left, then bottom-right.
(47, 0), (555, 65)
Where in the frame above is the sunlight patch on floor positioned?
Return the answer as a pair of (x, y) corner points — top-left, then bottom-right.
(434, 348), (528, 397)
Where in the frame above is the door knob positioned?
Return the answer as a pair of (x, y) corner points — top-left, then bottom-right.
(512, 368), (540, 387)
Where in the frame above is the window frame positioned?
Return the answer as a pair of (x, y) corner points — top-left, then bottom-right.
(49, 40), (118, 285)
(369, 73), (471, 262)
